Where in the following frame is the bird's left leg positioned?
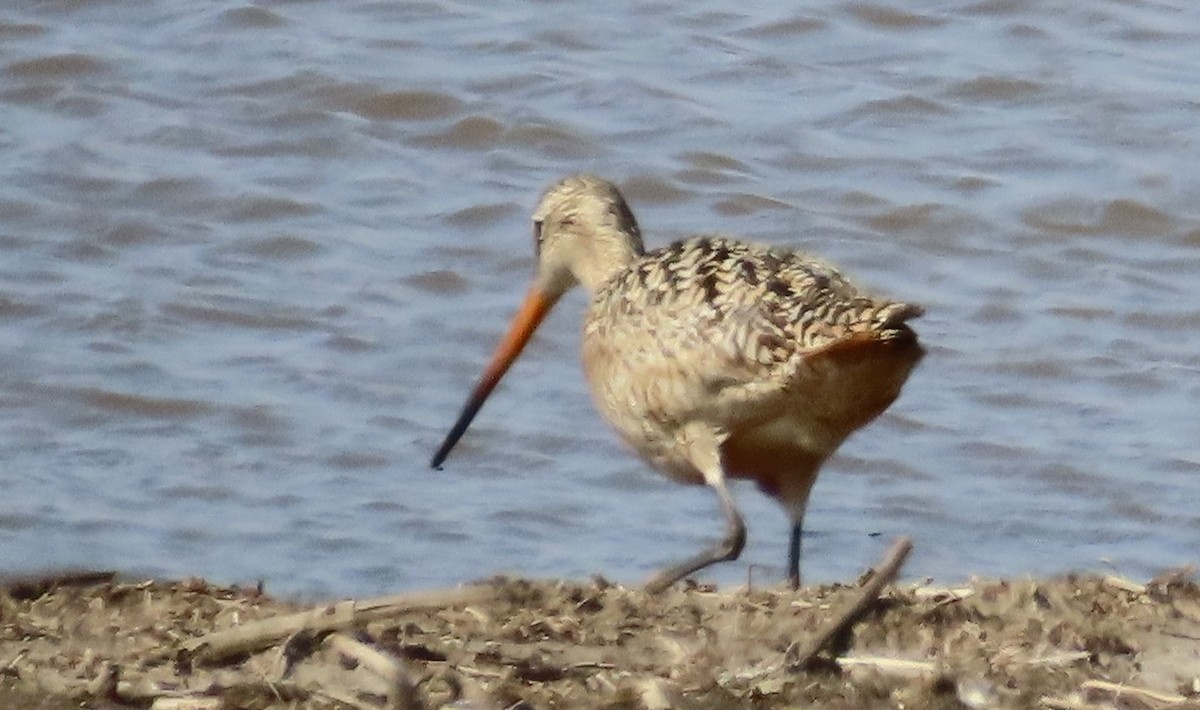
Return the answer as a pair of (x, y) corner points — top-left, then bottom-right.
(645, 425), (744, 594)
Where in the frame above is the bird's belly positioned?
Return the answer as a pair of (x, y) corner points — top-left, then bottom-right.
(590, 409), (836, 513)
(721, 417), (828, 515)
(586, 389), (841, 492)
(582, 384), (712, 487)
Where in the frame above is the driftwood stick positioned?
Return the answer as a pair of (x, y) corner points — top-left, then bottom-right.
(789, 536), (913, 670)
(178, 585), (497, 664)
(1102, 575), (1147, 596)
(1, 570), (117, 600)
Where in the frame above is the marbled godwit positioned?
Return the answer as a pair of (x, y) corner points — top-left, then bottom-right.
(431, 174), (923, 592)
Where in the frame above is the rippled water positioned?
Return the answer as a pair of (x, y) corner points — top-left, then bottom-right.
(1, 1), (1198, 598)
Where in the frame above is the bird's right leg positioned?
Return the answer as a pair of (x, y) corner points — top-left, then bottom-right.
(787, 518), (803, 590)
(645, 427), (745, 594)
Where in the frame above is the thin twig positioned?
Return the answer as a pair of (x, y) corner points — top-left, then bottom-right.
(1023, 652), (1090, 667)
(788, 536), (914, 670)
(309, 687), (380, 710)
(146, 698), (223, 710)
(1039, 694), (1103, 710)
(835, 655), (935, 676)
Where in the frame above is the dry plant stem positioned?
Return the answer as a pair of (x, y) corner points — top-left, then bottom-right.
(148, 698), (222, 710)
(178, 585), (498, 664)
(1039, 696), (1106, 710)
(835, 655), (936, 676)
(1024, 652), (1091, 667)
(789, 536), (913, 670)
(86, 661), (120, 700)
(1081, 679), (1187, 706)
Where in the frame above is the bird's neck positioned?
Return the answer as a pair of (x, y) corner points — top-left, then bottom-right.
(571, 232), (643, 294)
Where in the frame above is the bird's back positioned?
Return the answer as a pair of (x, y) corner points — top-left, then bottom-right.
(581, 236), (923, 489)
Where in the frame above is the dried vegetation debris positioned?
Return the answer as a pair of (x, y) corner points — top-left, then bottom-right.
(2, 568), (1200, 710)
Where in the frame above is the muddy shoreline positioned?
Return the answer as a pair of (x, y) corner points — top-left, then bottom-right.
(2, 557), (1199, 710)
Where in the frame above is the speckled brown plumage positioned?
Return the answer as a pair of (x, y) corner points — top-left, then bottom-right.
(433, 173), (924, 592)
(591, 235), (921, 365)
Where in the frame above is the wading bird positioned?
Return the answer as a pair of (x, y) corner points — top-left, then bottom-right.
(431, 174), (923, 592)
